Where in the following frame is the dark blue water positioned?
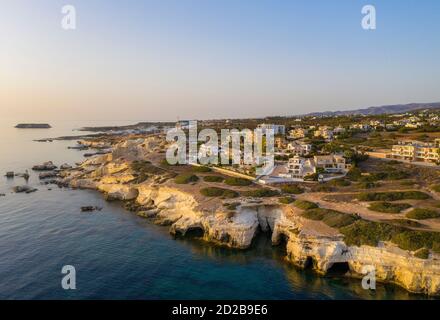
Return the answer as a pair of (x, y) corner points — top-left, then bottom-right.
(0, 120), (427, 299)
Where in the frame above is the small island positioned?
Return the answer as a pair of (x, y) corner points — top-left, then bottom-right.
(15, 123), (51, 129)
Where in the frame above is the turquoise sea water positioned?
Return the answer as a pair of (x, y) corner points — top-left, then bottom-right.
(0, 120), (429, 299)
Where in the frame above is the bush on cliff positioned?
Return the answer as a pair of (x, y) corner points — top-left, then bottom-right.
(224, 177), (252, 186)
(278, 196), (295, 204)
(302, 208), (359, 228)
(368, 202), (411, 213)
(280, 184), (304, 194)
(391, 230), (440, 251)
(339, 220), (404, 247)
(414, 248), (430, 259)
(192, 166), (212, 173)
(203, 175), (224, 183)
(174, 173), (199, 184)
(357, 191), (430, 202)
(406, 208), (440, 220)
(431, 184), (440, 193)
(293, 200), (318, 210)
(243, 188), (279, 198)
(329, 179), (351, 187)
(200, 187), (239, 198)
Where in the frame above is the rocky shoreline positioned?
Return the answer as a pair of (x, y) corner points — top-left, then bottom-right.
(57, 135), (440, 296)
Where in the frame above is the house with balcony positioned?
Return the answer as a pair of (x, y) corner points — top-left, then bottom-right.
(286, 141), (312, 156)
(390, 139), (440, 163)
(314, 126), (334, 141)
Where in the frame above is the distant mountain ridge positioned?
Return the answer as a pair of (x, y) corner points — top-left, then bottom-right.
(303, 102), (440, 117)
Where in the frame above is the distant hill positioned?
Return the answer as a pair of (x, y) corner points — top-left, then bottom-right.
(15, 123), (51, 129)
(303, 102), (440, 117)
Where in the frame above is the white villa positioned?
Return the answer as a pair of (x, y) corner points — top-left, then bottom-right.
(286, 141), (312, 156)
(314, 126), (334, 140)
(350, 123), (371, 131)
(289, 128), (308, 139)
(278, 154), (351, 180)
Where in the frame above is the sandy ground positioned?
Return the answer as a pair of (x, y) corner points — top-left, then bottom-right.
(296, 191), (440, 232)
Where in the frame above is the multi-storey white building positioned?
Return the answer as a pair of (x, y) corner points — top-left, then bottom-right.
(279, 154), (351, 180)
(286, 141), (312, 156)
(391, 139), (440, 163)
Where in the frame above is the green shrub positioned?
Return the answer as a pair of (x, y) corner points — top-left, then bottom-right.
(406, 208), (440, 220)
(330, 179), (351, 187)
(312, 184), (334, 192)
(174, 173), (199, 184)
(200, 187), (239, 198)
(357, 181), (379, 189)
(368, 202), (411, 213)
(281, 184), (304, 194)
(224, 177), (252, 186)
(431, 185), (440, 193)
(340, 220), (404, 247)
(414, 248), (430, 259)
(391, 230), (440, 251)
(302, 208), (359, 228)
(224, 202), (240, 210)
(203, 175), (224, 182)
(358, 191), (430, 202)
(346, 167), (362, 181)
(382, 219), (423, 228)
(244, 188), (279, 197)
(192, 166), (212, 173)
(278, 196), (295, 204)
(293, 200), (318, 210)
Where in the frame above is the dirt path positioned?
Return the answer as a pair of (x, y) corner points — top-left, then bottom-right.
(296, 192), (440, 232)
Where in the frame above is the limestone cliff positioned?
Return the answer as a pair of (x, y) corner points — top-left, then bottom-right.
(60, 136), (440, 296)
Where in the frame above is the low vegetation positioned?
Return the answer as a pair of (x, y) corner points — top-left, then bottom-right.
(368, 202), (411, 213)
(358, 191), (430, 202)
(278, 196), (295, 204)
(302, 208), (359, 228)
(430, 184), (440, 193)
(131, 160), (166, 183)
(406, 208), (440, 220)
(414, 248), (430, 259)
(224, 202), (240, 210)
(192, 166), (212, 173)
(392, 230), (440, 252)
(340, 220), (404, 247)
(174, 173), (199, 184)
(382, 219), (423, 228)
(329, 179), (351, 187)
(224, 177), (252, 186)
(243, 188), (279, 198)
(293, 200), (318, 210)
(200, 187), (239, 198)
(203, 175), (224, 182)
(280, 184), (304, 194)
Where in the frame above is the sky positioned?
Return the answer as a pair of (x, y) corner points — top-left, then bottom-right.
(1, 0), (439, 121)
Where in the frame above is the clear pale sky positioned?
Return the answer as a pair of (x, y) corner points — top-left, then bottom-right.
(1, 0), (439, 121)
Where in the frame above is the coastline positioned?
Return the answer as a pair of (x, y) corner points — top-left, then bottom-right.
(56, 134), (440, 296)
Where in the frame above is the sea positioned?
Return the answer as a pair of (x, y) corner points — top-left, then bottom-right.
(0, 119), (429, 299)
